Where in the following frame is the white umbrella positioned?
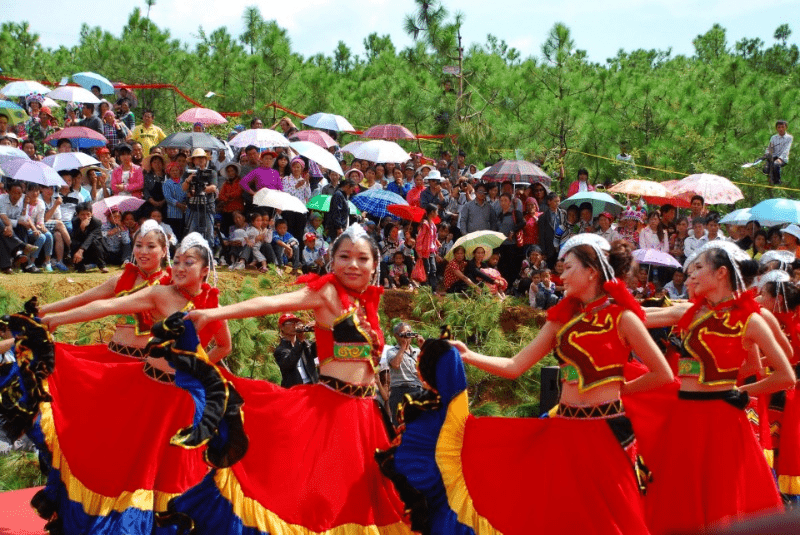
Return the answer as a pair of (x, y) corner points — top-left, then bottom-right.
(301, 112), (355, 132)
(339, 141), (364, 154)
(350, 140), (410, 163)
(46, 86), (100, 104)
(0, 146), (28, 159)
(0, 80), (50, 97)
(289, 141), (344, 176)
(0, 158), (66, 187)
(719, 208), (752, 226)
(252, 188), (308, 213)
(472, 166), (491, 180)
(229, 128), (290, 149)
(42, 97), (60, 108)
(42, 152), (101, 171)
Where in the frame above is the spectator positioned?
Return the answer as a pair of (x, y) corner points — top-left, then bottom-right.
(117, 98), (135, 130)
(25, 105), (56, 155)
(141, 153), (167, 218)
(182, 149), (218, 244)
(301, 232), (327, 275)
(687, 195), (706, 228)
(683, 217), (708, 259)
(163, 161), (188, 240)
(282, 157), (312, 240)
(539, 192), (566, 268)
(660, 203), (677, 238)
(496, 193), (525, 288)
(567, 168), (595, 197)
(520, 197), (540, 251)
(217, 162), (245, 232)
(465, 246), (500, 290)
(78, 103), (103, 134)
(111, 144), (144, 198)
(387, 251), (413, 289)
(0, 184), (36, 273)
(615, 141), (637, 182)
(70, 202), (107, 273)
(272, 218), (300, 275)
(596, 212), (620, 243)
(706, 212), (728, 243)
(578, 202), (594, 233)
(146, 208), (177, 249)
(273, 117), (299, 138)
(531, 268), (559, 309)
(40, 185), (70, 271)
(764, 120), (792, 185)
(241, 151), (281, 197)
(669, 216), (690, 264)
(419, 171), (450, 219)
(664, 269), (689, 299)
(736, 221), (760, 251)
(618, 208), (642, 248)
(780, 224), (800, 258)
(19, 183), (53, 272)
(639, 211), (669, 252)
(239, 145), (262, 177)
(324, 178), (355, 239)
(384, 322), (425, 425)
(101, 208), (131, 266)
(273, 313), (318, 388)
(415, 204), (441, 292)
(130, 141), (144, 167)
(748, 229), (768, 261)
(406, 172), (425, 208)
(362, 166), (381, 191)
(225, 210), (249, 268)
(127, 109), (166, 157)
(101, 110), (130, 152)
(459, 182), (497, 235)
(386, 167), (409, 198)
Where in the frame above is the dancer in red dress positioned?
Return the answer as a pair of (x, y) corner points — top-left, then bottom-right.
(389, 235), (673, 534)
(181, 223), (412, 534)
(0, 232), (230, 534)
(642, 241), (793, 534)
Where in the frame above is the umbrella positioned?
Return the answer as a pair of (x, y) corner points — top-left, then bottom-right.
(608, 179), (671, 198)
(0, 158), (66, 187)
(561, 191), (624, 216)
(301, 112), (355, 132)
(253, 188), (309, 213)
(0, 80), (50, 97)
(228, 128), (289, 149)
(157, 132), (225, 151)
(46, 86), (100, 104)
(669, 173), (743, 205)
(350, 140), (410, 163)
(471, 166), (491, 180)
(749, 199), (800, 226)
(42, 152), (101, 172)
(640, 179), (692, 208)
(291, 130), (337, 149)
(289, 141), (343, 176)
(45, 127), (107, 149)
(387, 204), (440, 224)
(0, 100), (29, 126)
(632, 248), (682, 269)
(92, 195), (145, 223)
(719, 208), (752, 226)
(0, 146), (28, 159)
(176, 107), (228, 125)
(482, 160), (551, 186)
(361, 124), (415, 140)
(306, 194), (360, 215)
(339, 141), (364, 154)
(445, 230), (507, 261)
(72, 72), (115, 95)
(351, 189), (408, 218)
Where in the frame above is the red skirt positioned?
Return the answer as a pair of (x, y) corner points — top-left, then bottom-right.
(777, 388), (800, 497)
(192, 374), (411, 533)
(644, 396), (782, 534)
(42, 343), (207, 523)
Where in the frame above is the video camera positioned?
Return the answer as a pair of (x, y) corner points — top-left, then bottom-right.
(190, 169), (215, 197)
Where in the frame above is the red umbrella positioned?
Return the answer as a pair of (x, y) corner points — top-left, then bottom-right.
(641, 179), (692, 208)
(176, 107), (228, 125)
(44, 127), (107, 149)
(291, 130), (337, 149)
(361, 124), (416, 140)
(387, 204), (440, 224)
(482, 160), (551, 186)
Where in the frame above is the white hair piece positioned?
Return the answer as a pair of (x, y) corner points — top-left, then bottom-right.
(133, 219), (172, 267)
(339, 223), (369, 244)
(758, 270), (791, 312)
(558, 234), (614, 282)
(176, 232), (216, 286)
(759, 250), (795, 270)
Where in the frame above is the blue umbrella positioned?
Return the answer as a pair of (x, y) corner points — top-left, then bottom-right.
(0, 80), (50, 97)
(351, 189), (407, 218)
(560, 191), (624, 216)
(71, 72), (114, 95)
(301, 112), (355, 132)
(719, 208), (752, 225)
(749, 199), (800, 226)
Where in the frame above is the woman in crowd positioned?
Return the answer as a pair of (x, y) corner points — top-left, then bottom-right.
(393, 235), (672, 533)
(415, 204), (440, 291)
(496, 192), (525, 288)
(175, 224), (411, 534)
(639, 210), (669, 252)
(163, 161), (188, 239)
(111, 143), (145, 198)
(141, 152), (168, 219)
(272, 151), (291, 177)
(282, 157), (312, 240)
(641, 241), (792, 533)
(217, 162), (245, 233)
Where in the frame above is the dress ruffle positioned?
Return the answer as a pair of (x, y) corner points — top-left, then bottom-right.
(391, 344), (649, 535)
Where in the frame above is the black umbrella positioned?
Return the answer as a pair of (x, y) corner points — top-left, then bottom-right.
(156, 132), (225, 151)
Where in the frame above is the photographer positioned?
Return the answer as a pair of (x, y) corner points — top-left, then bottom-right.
(273, 314), (319, 388)
(384, 322), (425, 426)
(182, 148), (218, 245)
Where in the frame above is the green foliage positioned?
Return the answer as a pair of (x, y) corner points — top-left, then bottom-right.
(0, 287), (22, 316)
(0, 451), (44, 490)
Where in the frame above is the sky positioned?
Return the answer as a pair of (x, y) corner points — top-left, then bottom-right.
(2, 0), (798, 65)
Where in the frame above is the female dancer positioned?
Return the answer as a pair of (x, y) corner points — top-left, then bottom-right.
(394, 235), (673, 534)
(641, 241), (793, 533)
(5, 232), (230, 534)
(181, 224), (411, 534)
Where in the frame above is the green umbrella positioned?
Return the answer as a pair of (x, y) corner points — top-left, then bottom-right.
(307, 194), (360, 215)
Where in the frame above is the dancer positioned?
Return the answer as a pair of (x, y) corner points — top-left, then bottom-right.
(642, 241), (793, 533)
(2, 233), (230, 534)
(181, 223), (412, 534)
(392, 235), (673, 534)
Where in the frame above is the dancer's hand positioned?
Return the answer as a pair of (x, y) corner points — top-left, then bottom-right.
(40, 315), (60, 332)
(449, 340), (470, 358)
(186, 309), (211, 332)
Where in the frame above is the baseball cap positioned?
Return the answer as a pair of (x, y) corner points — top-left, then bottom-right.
(278, 313), (301, 326)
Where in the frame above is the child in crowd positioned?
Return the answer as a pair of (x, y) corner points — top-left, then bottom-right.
(514, 246), (547, 296)
(388, 251), (413, 289)
(633, 265), (657, 299)
(534, 268), (559, 309)
(272, 218), (300, 275)
(245, 211), (277, 273)
(301, 232), (327, 274)
(101, 208), (131, 266)
(481, 252), (508, 298)
(226, 210), (249, 269)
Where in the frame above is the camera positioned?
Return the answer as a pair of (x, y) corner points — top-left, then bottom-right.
(297, 324), (315, 333)
(190, 169), (214, 196)
(399, 331), (419, 339)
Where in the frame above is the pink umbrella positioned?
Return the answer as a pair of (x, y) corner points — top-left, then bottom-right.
(92, 195), (145, 223)
(44, 127), (107, 149)
(176, 107), (228, 126)
(668, 173), (743, 205)
(633, 248), (682, 269)
(361, 124), (416, 140)
(291, 129), (336, 149)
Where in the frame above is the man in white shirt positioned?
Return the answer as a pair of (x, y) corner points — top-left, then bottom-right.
(684, 217), (708, 259)
(765, 120), (793, 185)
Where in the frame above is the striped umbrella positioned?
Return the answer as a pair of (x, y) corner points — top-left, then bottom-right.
(291, 130), (337, 149)
(482, 160), (551, 186)
(361, 124), (416, 140)
(351, 189), (408, 217)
